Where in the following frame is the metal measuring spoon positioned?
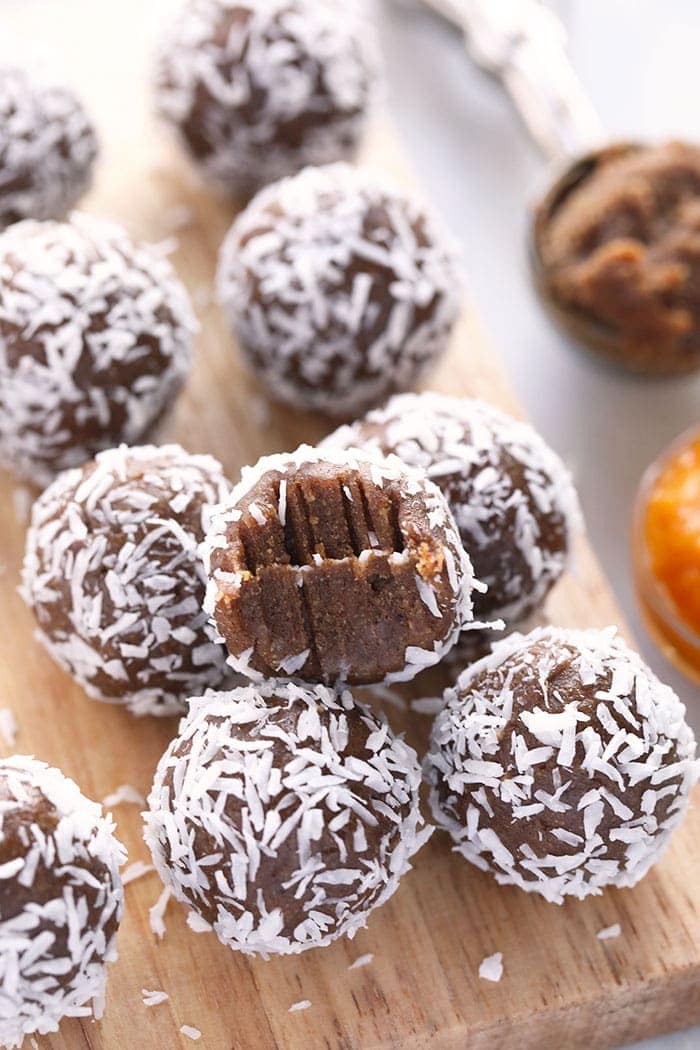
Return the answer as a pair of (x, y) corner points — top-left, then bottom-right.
(417, 0), (700, 375)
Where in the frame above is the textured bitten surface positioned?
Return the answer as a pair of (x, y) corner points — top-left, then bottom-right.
(425, 626), (699, 904)
(202, 444), (475, 684)
(0, 756), (125, 1048)
(156, 0), (377, 198)
(217, 163), (460, 416)
(22, 444), (231, 716)
(325, 393), (581, 628)
(0, 64), (97, 229)
(0, 213), (195, 485)
(538, 141), (700, 373)
(144, 682), (431, 956)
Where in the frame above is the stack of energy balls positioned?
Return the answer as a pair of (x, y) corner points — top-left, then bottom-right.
(0, 0), (698, 1045)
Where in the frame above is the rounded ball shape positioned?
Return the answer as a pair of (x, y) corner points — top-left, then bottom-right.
(22, 444), (231, 716)
(217, 163), (460, 416)
(425, 626), (699, 904)
(325, 393), (582, 627)
(202, 443), (475, 685)
(156, 0), (377, 198)
(144, 681), (431, 956)
(0, 756), (125, 1047)
(0, 64), (97, 229)
(0, 213), (195, 485)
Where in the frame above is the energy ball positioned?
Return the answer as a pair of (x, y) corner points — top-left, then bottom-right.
(217, 163), (461, 416)
(155, 0), (377, 199)
(22, 444), (231, 717)
(0, 213), (195, 486)
(425, 626), (699, 904)
(0, 64), (97, 229)
(202, 444), (475, 685)
(325, 393), (581, 628)
(0, 756), (125, 1047)
(144, 681), (431, 956)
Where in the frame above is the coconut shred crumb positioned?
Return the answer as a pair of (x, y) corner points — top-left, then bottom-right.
(102, 784), (145, 808)
(288, 1000), (312, 1013)
(597, 923), (622, 941)
(122, 861), (155, 886)
(149, 885), (172, 939)
(142, 988), (169, 1007)
(0, 708), (17, 747)
(180, 1024), (202, 1040)
(478, 952), (504, 982)
(348, 953), (373, 971)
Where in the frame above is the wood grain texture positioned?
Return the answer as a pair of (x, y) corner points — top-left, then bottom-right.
(1, 2), (699, 1048)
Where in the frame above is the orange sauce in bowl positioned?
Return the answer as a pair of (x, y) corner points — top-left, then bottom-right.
(634, 428), (700, 682)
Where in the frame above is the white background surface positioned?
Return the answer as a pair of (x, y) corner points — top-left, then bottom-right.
(375, 2), (700, 1048)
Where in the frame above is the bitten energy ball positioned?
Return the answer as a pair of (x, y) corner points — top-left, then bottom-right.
(202, 444), (475, 685)
(0, 64), (97, 229)
(144, 681), (431, 956)
(217, 163), (461, 416)
(425, 626), (699, 904)
(326, 393), (581, 627)
(22, 444), (231, 716)
(0, 213), (195, 486)
(155, 0), (377, 199)
(0, 756), (125, 1047)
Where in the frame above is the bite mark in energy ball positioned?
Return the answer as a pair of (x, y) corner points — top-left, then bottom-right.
(202, 444), (476, 685)
(0, 756), (125, 1048)
(0, 64), (97, 229)
(0, 213), (195, 486)
(325, 393), (582, 629)
(425, 626), (699, 904)
(155, 0), (378, 200)
(144, 681), (431, 956)
(537, 141), (700, 374)
(217, 163), (461, 416)
(22, 444), (231, 717)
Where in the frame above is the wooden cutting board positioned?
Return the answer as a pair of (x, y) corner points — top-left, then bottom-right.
(1, 1), (699, 1048)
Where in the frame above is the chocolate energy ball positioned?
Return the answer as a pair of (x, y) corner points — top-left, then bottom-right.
(0, 65), (97, 229)
(425, 626), (699, 904)
(0, 213), (195, 486)
(217, 163), (461, 416)
(144, 681), (431, 956)
(155, 0), (377, 200)
(536, 141), (700, 374)
(325, 393), (581, 630)
(0, 756), (125, 1047)
(22, 444), (231, 716)
(203, 444), (475, 685)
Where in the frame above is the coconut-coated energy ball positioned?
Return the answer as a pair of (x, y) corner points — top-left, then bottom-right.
(155, 0), (377, 199)
(22, 444), (231, 716)
(0, 213), (195, 486)
(144, 681), (431, 956)
(425, 626), (699, 904)
(0, 64), (97, 229)
(217, 163), (461, 416)
(202, 443), (476, 685)
(0, 756), (125, 1047)
(325, 393), (581, 627)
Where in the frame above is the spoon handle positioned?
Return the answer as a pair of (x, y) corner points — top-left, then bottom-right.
(420, 0), (607, 162)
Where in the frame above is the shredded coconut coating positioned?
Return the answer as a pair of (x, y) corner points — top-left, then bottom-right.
(0, 65), (97, 229)
(325, 393), (582, 627)
(425, 626), (699, 904)
(144, 681), (432, 956)
(0, 213), (195, 486)
(0, 755), (125, 1048)
(201, 442), (476, 684)
(217, 163), (461, 416)
(22, 444), (231, 716)
(155, 0), (378, 198)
